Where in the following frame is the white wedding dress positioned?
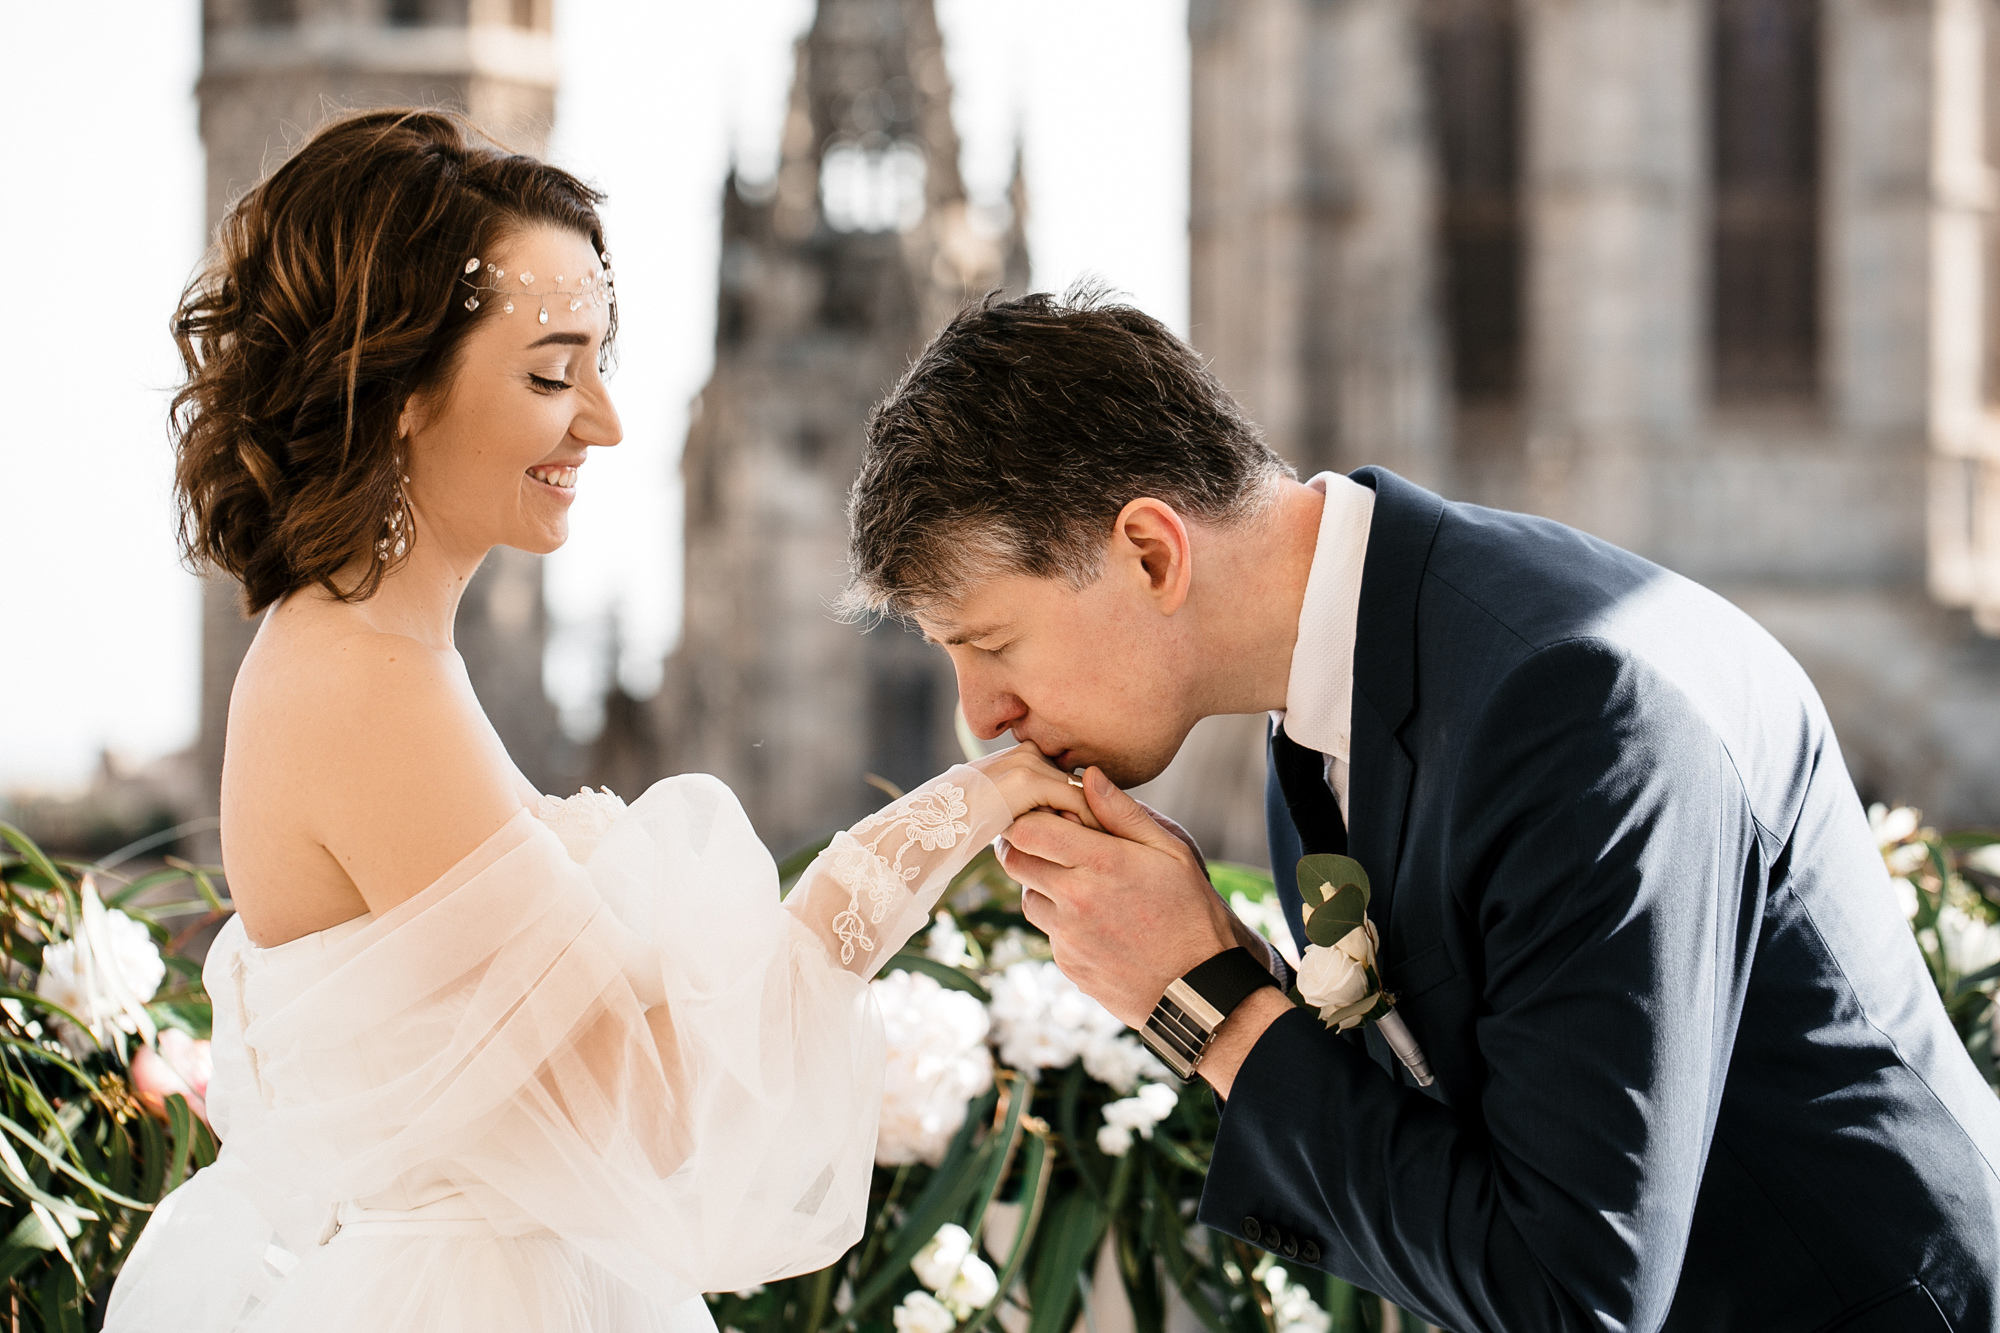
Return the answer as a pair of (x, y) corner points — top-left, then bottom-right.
(104, 766), (1010, 1332)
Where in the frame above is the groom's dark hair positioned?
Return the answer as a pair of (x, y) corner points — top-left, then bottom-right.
(844, 282), (1293, 619)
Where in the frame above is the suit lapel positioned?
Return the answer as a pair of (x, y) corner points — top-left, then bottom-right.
(1345, 468), (1445, 934)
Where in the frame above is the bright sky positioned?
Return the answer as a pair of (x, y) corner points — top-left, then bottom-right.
(0, 0), (1188, 790)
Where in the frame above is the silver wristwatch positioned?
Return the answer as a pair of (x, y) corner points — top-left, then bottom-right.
(1135, 947), (1279, 1080)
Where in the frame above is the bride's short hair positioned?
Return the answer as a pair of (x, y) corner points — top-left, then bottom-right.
(171, 107), (613, 613)
(843, 282), (1294, 620)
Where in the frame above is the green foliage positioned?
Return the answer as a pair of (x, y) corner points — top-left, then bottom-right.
(1296, 857), (1370, 951)
(0, 824), (222, 1331)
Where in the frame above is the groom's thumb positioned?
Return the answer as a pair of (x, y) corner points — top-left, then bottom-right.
(1082, 768), (1183, 857)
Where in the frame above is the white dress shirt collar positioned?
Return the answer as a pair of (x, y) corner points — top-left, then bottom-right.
(1271, 472), (1375, 802)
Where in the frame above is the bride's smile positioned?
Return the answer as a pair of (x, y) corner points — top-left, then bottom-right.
(399, 224), (620, 564)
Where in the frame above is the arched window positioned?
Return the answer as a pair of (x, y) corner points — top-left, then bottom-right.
(1709, 0), (1821, 402)
(1421, 0), (1522, 405)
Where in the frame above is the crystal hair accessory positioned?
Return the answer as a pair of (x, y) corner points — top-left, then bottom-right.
(458, 252), (616, 325)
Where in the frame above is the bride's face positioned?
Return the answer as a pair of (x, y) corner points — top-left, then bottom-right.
(401, 225), (621, 558)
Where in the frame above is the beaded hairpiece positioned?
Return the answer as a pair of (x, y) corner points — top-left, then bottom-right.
(458, 251), (616, 325)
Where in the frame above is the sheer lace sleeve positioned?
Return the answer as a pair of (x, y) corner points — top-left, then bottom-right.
(784, 765), (1010, 979)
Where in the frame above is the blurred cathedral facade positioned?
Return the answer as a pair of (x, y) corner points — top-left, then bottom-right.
(1139, 0), (2000, 861)
(647, 0), (1029, 855)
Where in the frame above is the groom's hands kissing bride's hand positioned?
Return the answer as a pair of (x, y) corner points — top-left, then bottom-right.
(968, 743), (1105, 829)
(999, 768), (1242, 1029)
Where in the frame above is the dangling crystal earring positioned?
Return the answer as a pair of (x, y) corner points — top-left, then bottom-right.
(375, 461), (412, 561)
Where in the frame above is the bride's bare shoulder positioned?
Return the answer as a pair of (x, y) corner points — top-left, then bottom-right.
(233, 601), (464, 741)
(225, 597), (528, 917)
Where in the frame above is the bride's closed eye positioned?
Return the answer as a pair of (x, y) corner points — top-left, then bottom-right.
(528, 372), (575, 393)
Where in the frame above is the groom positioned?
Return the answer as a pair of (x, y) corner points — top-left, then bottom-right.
(843, 289), (2000, 1332)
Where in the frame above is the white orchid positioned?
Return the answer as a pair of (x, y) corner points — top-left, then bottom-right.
(892, 1291), (956, 1333)
(937, 1254), (998, 1317)
(1937, 904), (2000, 979)
(1264, 1263), (1333, 1333)
(873, 971), (994, 1167)
(911, 1224), (974, 1292)
(1868, 803), (1921, 850)
(924, 912), (972, 968)
(988, 960), (1127, 1076)
(910, 1222), (999, 1318)
(35, 877), (164, 1054)
(1096, 1083), (1181, 1157)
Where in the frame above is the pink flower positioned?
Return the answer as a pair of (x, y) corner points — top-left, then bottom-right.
(131, 1031), (212, 1126)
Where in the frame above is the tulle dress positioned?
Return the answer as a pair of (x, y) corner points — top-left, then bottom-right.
(104, 766), (1010, 1332)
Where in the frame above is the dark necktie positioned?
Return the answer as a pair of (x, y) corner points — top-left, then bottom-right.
(1272, 724), (1348, 857)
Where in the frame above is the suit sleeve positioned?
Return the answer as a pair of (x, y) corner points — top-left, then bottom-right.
(1199, 639), (1759, 1333)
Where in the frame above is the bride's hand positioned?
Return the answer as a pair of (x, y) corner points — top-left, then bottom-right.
(970, 743), (1104, 831)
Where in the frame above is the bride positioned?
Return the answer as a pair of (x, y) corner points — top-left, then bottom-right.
(104, 109), (1092, 1332)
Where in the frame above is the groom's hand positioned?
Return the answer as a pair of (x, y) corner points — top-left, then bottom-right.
(1000, 767), (1240, 1027)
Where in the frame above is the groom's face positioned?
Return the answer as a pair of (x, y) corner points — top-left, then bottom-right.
(918, 561), (1198, 789)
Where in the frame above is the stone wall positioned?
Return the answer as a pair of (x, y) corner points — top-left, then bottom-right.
(1168, 0), (2000, 858)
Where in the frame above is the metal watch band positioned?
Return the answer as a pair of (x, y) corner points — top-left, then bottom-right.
(1135, 947), (1279, 1080)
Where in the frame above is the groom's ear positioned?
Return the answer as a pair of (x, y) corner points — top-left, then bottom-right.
(1110, 498), (1194, 615)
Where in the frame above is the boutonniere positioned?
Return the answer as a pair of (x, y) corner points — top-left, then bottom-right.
(1294, 854), (1434, 1087)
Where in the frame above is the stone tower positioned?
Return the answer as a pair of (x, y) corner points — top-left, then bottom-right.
(656, 0), (1028, 856)
(192, 0), (569, 853)
(1147, 0), (2000, 853)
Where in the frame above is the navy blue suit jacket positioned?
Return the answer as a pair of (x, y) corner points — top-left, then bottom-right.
(1196, 469), (2000, 1332)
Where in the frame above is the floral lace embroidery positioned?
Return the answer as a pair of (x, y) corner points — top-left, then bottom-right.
(827, 781), (972, 965)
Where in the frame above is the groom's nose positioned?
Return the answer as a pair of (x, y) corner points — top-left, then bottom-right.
(953, 669), (1027, 741)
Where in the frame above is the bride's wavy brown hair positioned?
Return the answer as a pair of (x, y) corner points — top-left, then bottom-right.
(172, 108), (614, 613)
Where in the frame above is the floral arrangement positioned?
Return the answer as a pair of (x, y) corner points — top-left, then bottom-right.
(1870, 805), (2000, 1088)
(707, 838), (1413, 1333)
(0, 822), (222, 1331)
(21, 777), (1988, 1333)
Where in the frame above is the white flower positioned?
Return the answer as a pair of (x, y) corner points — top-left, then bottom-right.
(1965, 844), (2000, 877)
(893, 1291), (956, 1333)
(36, 882), (165, 1053)
(1136, 1081), (1179, 1121)
(1296, 919), (1381, 1031)
(1080, 1029), (1168, 1094)
(912, 1224), (974, 1293)
(925, 912), (971, 968)
(938, 1254), (999, 1317)
(986, 961), (1113, 1075)
(874, 971), (994, 1166)
(1868, 803), (1921, 851)
(1892, 877), (1921, 922)
(985, 929), (1048, 970)
(1097, 1122), (1135, 1157)
(1264, 1266), (1331, 1333)
(533, 786), (627, 864)
(1937, 904), (2000, 979)
(1097, 1081), (1180, 1156)
(1885, 842), (1929, 877)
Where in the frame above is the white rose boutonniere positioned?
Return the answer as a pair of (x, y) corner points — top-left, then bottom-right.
(1294, 854), (1434, 1087)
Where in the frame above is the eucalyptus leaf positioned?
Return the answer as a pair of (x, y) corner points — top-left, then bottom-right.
(1304, 884), (1367, 949)
(1296, 854), (1371, 907)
